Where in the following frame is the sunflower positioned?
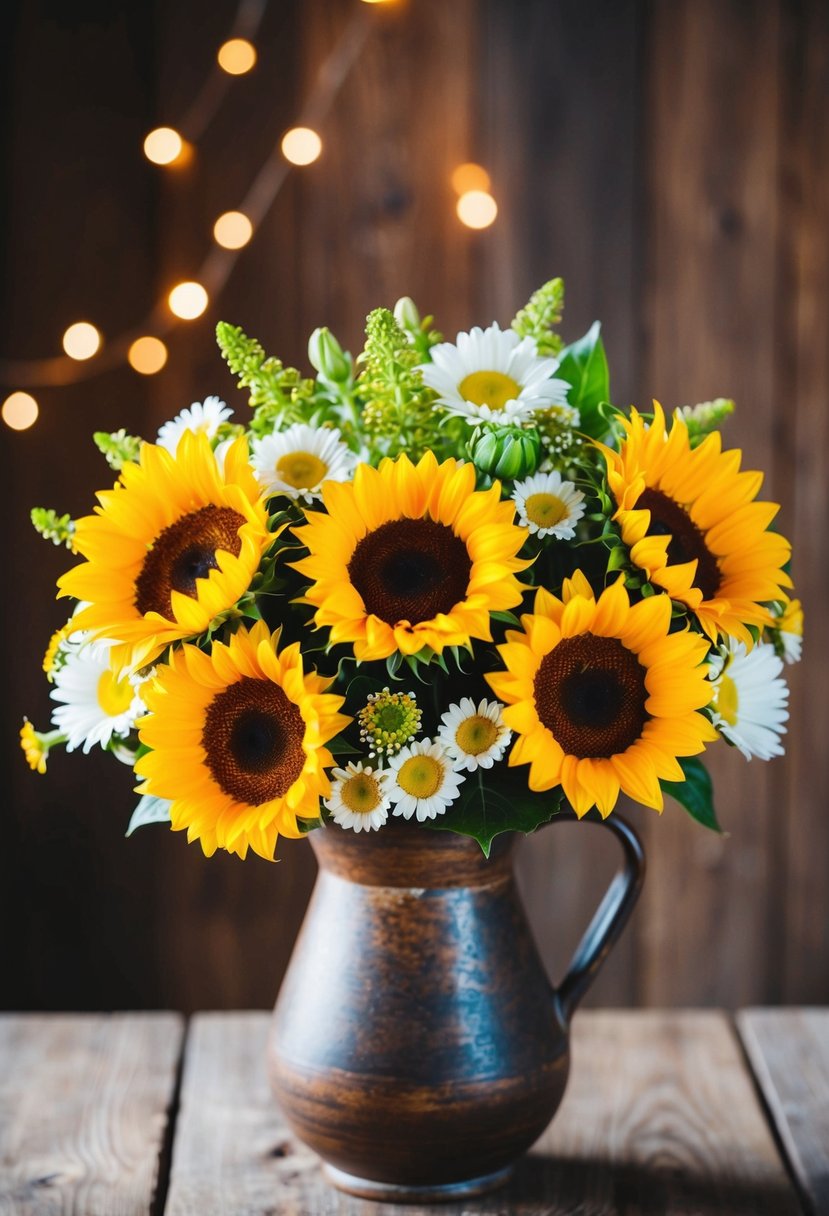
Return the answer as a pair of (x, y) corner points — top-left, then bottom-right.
(58, 432), (273, 673)
(135, 621), (349, 860)
(596, 402), (792, 646)
(292, 451), (530, 661)
(486, 573), (718, 817)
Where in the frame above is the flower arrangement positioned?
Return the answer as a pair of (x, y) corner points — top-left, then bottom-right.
(21, 279), (802, 860)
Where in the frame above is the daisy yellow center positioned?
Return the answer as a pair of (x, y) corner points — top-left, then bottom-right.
(202, 677), (306, 806)
(97, 670), (134, 717)
(341, 772), (383, 814)
(525, 492), (568, 528)
(397, 755), (444, 799)
(534, 633), (649, 759)
(717, 673), (739, 726)
(348, 519), (471, 626)
(637, 488), (721, 601)
(459, 370), (522, 411)
(134, 505), (245, 618)
(276, 451), (328, 490)
(456, 715), (498, 756)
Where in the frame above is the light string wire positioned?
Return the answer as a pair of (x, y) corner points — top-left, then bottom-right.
(0, 3), (373, 390)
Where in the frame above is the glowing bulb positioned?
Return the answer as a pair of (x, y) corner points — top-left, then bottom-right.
(451, 163), (491, 195)
(143, 127), (184, 166)
(217, 38), (257, 75)
(128, 336), (168, 375)
(2, 391), (39, 430)
(168, 281), (209, 320)
(213, 211), (253, 249)
(62, 321), (101, 361)
(457, 190), (498, 229)
(281, 127), (322, 166)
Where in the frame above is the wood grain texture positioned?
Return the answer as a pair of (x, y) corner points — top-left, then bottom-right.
(166, 1010), (801, 1215)
(738, 1008), (829, 1216)
(775, 0), (829, 1006)
(0, 1013), (183, 1216)
(639, 0), (785, 1008)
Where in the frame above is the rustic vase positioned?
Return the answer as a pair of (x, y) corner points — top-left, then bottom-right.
(267, 811), (645, 1203)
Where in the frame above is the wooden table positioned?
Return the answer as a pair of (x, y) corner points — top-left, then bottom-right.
(1, 1009), (827, 1215)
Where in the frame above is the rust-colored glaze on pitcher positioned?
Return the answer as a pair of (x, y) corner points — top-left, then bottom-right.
(267, 814), (644, 1202)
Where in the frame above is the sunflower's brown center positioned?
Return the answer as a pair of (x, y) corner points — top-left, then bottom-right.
(347, 518), (472, 626)
(534, 633), (649, 758)
(202, 677), (305, 806)
(637, 488), (721, 601)
(135, 505), (245, 618)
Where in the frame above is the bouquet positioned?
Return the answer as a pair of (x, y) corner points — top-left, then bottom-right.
(21, 279), (801, 861)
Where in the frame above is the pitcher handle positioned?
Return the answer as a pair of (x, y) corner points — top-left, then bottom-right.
(552, 809), (646, 1025)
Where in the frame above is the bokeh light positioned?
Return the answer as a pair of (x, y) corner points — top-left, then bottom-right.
(213, 211), (253, 250)
(281, 127), (322, 166)
(451, 163), (491, 195)
(217, 38), (257, 75)
(168, 282), (209, 320)
(457, 190), (498, 229)
(2, 391), (39, 430)
(128, 336), (168, 375)
(62, 322), (101, 361)
(143, 127), (185, 166)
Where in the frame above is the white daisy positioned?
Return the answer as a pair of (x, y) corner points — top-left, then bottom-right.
(324, 762), (391, 833)
(387, 738), (465, 822)
(775, 598), (803, 664)
(709, 641), (789, 761)
(250, 422), (358, 502)
(438, 697), (511, 771)
(512, 471), (586, 539)
(50, 639), (146, 754)
(419, 322), (570, 425)
(157, 395), (232, 454)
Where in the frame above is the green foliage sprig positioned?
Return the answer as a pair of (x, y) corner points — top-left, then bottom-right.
(357, 308), (440, 459)
(511, 278), (565, 356)
(31, 508), (76, 550)
(216, 322), (318, 435)
(94, 429), (143, 470)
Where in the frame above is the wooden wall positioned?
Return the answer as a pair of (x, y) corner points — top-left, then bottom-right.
(2, 0), (826, 1013)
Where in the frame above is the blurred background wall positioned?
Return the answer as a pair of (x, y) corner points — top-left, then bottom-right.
(2, 0), (826, 1013)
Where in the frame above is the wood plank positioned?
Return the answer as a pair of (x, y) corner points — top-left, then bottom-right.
(166, 1010), (800, 1214)
(737, 1008), (829, 1216)
(0, 1013), (183, 1215)
(775, 0), (829, 1006)
(639, 0), (786, 1008)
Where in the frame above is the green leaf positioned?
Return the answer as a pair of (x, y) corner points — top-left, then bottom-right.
(126, 795), (172, 837)
(424, 775), (562, 857)
(327, 735), (361, 757)
(661, 756), (723, 833)
(555, 321), (611, 439)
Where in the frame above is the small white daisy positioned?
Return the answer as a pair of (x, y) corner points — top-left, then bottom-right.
(512, 471), (586, 539)
(387, 738), (465, 822)
(775, 599), (803, 664)
(438, 697), (511, 771)
(250, 422), (358, 502)
(157, 395), (232, 454)
(709, 641), (789, 761)
(325, 762), (392, 832)
(420, 322), (570, 425)
(50, 640), (146, 754)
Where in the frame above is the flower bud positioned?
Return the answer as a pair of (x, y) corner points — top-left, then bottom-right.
(393, 296), (421, 334)
(468, 424), (541, 481)
(308, 327), (352, 383)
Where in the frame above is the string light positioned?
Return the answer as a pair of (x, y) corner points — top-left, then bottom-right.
(143, 127), (185, 166)
(213, 211), (253, 249)
(281, 127), (322, 166)
(2, 392), (39, 431)
(457, 189), (498, 229)
(218, 38), (257, 75)
(168, 282), (209, 320)
(62, 322), (101, 361)
(451, 163), (491, 194)
(128, 337), (168, 376)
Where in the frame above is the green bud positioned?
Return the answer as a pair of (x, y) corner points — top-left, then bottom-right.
(393, 296), (421, 334)
(308, 327), (352, 383)
(468, 425), (540, 481)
